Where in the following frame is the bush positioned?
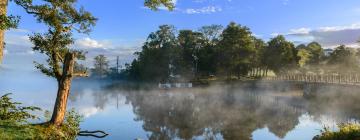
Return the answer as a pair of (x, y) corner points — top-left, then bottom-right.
(0, 93), (83, 140)
(0, 93), (41, 122)
(313, 123), (360, 140)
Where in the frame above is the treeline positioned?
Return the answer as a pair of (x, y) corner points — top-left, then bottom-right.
(104, 22), (360, 82)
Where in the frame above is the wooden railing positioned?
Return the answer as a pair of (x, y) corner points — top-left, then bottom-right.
(263, 74), (360, 85)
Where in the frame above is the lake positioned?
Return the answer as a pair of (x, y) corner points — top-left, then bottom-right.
(1, 69), (360, 140)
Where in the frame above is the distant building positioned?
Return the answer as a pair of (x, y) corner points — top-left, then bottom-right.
(324, 49), (333, 56)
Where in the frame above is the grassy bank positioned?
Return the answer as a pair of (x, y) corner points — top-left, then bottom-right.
(313, 123), (360, 140)
(0, 120), (79, 140)
(0, 93), (81, 140)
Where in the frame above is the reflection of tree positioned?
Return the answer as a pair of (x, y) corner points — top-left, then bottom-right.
(68, 82), (360, 139)
(121, 85), (304, 140)
(305, 85), (360, 121)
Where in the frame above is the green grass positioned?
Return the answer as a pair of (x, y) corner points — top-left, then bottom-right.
(0, 121), (79, 140)
(313, 123), (360, 140)
(1, 94), (82, 140)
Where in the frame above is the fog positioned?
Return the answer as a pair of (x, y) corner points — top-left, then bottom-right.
(2, 67), (360, 140)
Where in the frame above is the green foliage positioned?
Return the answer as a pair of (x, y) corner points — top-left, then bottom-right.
(198, 24), (223, 45)
(0, 15), (20, 30)
(16, 0), (96, 80)
(62, 109), (83, 138)
(144, 0), (175, 11)
(127, 25), (176, 82)
(297, 42), (325, 68)
(297, 48), (311, 67)
(313, 123), (360, 140)
(217, 22), (255, 77)
(92, 54), (109, 77)
(121, 22), (360, 82)
(265, 35), (298, 74)
(0, 93), (40, 122)
(0, 110), (83, 140)
(0, 94), (82, 139)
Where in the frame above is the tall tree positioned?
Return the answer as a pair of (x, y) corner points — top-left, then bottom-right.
(0, 0), (175, 63)
(197, 25), (222, 76)
(0, 0), (174, 126)
(0, 0), (19, 63)
(93, 54), (109, 77)
(265, 35), (298, 74)
(217, 22), (254, 78)
(198, 24), (223, 46)
(133, 25), (177, 82)
(17, 0), (97, 125)
(328, 45), (358, 73)
(144, 0), (175, 10)
(177, 30), (204, 78)
(306, 42), (324, 65)
(297, 47), (311, 67)
(0, 0), (7, 63)
(251, 37), (266, 77)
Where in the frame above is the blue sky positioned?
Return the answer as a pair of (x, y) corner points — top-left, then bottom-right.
(4, 0), (360, 69)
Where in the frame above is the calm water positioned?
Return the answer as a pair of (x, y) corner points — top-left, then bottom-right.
(1, 69), (360, 140)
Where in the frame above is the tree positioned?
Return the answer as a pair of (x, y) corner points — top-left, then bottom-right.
(197, 25), (222, 76)
(16, 0), (96, 126)
(251, 37), (267, 77)
(0, 0), (175, 63)
(177, 30), (204, 78)
(0, 0), (19, 63)
(93, 55), (109, 77)
(198, 24), (223, 46)
(297, 47), (311, 67)
(217, 22), (255, 78)
(328, 45), (359, 73)
(306, 42), (324, 65)
(132, 25), (177, 82)
(265, 35), (298, 74)
(0, 0), (9, 63)
(144, 0), (175, 11)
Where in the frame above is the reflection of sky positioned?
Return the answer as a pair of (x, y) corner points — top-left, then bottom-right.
(0, 69), (355, 140)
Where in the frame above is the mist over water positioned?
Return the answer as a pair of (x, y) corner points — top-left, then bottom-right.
(1, 70), (360, 140)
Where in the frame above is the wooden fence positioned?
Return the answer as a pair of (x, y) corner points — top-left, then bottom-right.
(263, 74), (360, 86)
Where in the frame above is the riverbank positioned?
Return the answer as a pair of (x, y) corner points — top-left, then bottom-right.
(0, 122), (79, 139)
(0, 94), (81, 140)
(313, 123), (360, 140)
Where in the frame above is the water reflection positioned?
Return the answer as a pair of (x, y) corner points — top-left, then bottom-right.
(70, 82), (360, 140)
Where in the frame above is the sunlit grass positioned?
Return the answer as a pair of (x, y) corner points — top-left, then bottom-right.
(313, 123), (360, 140)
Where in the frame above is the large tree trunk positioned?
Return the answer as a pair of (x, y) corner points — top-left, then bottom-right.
(0, 0), (8, 63)
(50, 53), (75, 126)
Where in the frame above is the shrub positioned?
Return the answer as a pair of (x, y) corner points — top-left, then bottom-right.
(313, 123), (360, 140)
(0, 93), (83, 140)
(0, 93), (41, 122)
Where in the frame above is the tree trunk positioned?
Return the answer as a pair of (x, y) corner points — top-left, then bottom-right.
(50, 53), (75, 126)
(265, 68), (268, 76)
(0, 0), (8, 63)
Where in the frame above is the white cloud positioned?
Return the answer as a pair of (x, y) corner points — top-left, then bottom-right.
(156, 0), (178, 10)
(184, 6), (222, 14)
(270, 32), (280, 37)
(252, 33), (263, 38)
(78, 107), (99, 118)
(5, 35), (31, 47)
(282, 23), (360, 48)
(289, 27), (311, 35)
(318, 24), (360, 32)
(74, 37), (106, 48)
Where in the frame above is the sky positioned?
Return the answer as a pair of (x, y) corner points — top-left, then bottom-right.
(4, 0), (360, 69)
